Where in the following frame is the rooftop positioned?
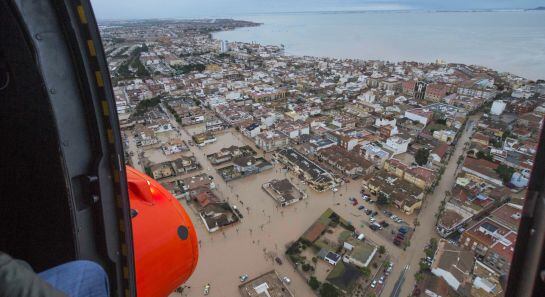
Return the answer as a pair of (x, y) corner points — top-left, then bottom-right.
(239, 270), (293, 297)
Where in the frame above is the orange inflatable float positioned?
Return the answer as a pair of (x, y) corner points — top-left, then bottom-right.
(126, 166), (198, 297)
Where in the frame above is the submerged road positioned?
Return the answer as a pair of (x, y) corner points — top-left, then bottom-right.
(382, 115), (479, 297)
(390, 264), (410, 297)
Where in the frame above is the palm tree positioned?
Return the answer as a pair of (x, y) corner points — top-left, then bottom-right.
(378, 245), (386, 256)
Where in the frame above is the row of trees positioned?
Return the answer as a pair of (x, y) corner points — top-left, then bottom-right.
(308, 277), (340, 297)
(117, 44), (150, 78)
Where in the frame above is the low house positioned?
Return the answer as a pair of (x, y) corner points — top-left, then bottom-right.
(149, 162), (175, 180)
(342, 238), (377, 268)
(384, 136), (411, 155)
(384, 159), (437, 190)
(324, 251), (341, 266)
(405, 108), (433, 126)
(431, 143), (449, 164)
(362, 171), (424, 214)
(239, 270), (294, 297)
(316, 145), (374, 177)
(404, 166), (437, 190)
(217, 156), (273, 181)
(262, 179), (307, 207)
(462, 158), (503, 187)
(471, 260), (504, 297)
(233, 156), (264, 174)
(193, 132), (217, 146)
(302, 221), (327, 243)
(422, 274), (456, 297)
(179, 173), (216, 199)
(161, 140), (189, 155)
(433, 129), (457, 144)
(431, 240), (475, 291)
(207, 145), (256, 165)
(472, 132), (490, 147)
(436, 203), (474, 237)
(255, 130), (290, 152)
(242, 122), (261, 138)
(360, 143), (390, 167)
(172, 156), (200, 174)
(277, 148), (337, 192)
(137, 127), (159, 146)
(460, 217), (517, 275)
(199, 202), (239, 233)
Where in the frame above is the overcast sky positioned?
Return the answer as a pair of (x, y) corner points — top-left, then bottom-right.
(91, 0), (545, 19)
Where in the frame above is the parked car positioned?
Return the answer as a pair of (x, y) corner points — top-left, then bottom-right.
(371, 280), (377, 288)
(370, 224), (380, 231)
(379, 276), (385, 284)
(282, 277), (291, 284)
(365, 209), (373, 215)
(393, 239), (401, 246)
(399, 226), (409, 234)
(380, 221), (389, 228)
(383, 210), (393, 216)
(275, 257), (283, 265)
(239, 274), (248, 282)
(204, 284), (211, 295)
(358, 205), (365, 210)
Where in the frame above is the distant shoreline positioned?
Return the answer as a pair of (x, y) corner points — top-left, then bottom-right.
(97, 8), (545, 22)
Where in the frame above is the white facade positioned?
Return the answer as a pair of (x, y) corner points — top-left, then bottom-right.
(431, 267), (461, 290)
(405, 110), (429, 125)
(358, 90), (376, 103)
(374, 117), (397, 127)
(220, 40), (229, 53)
(384, 136), (410, 155)
(490, 100), (507, 116)
(433, 130), (456, 144)
(243, 125), (261, 138)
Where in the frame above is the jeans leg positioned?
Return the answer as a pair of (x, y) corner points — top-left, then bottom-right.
(39, 260), (109, 297)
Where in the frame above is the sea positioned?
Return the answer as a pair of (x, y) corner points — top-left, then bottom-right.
(213, 10), (545, 80)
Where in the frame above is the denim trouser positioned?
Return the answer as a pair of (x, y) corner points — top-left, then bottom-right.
(39, 260), (109, 297)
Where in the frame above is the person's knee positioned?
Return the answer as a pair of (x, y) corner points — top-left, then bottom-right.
(75, 260), (107, 276)
(39, 260), (109, 297)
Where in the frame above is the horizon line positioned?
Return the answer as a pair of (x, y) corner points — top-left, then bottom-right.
(96, 7), (543, 22)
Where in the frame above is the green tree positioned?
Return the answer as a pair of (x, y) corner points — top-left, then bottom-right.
(377, 192), (389, 205)
(144, 166), (152, 177)
(415, 148), (430, 166)
(360, 266), (371, 279)
(134, 97), (161, 116)
(378, 245), (386, 255)
(495, 164), (515, 184)
(319, 283), (340, 297)
(308, 276), (321, 290)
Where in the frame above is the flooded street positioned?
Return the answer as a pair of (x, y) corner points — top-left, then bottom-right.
(165, 119), (406, 297)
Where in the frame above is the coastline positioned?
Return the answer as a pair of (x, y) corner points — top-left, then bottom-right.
(212, 11), (545, 81)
